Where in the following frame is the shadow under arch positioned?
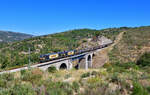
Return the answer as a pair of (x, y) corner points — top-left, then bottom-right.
(60, 63), (67, 69)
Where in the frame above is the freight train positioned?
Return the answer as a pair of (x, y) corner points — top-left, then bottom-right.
(40, 42), (112, 63)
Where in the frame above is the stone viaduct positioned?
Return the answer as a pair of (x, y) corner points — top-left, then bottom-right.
(0, 49), (102, 74)
(37, 51), (96, 71)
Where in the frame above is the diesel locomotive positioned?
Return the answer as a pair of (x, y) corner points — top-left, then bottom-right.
(40, 43), (112, 63)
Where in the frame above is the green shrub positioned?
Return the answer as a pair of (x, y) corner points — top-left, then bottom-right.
(137, 52), (150, 67)
(111, 72), (119, 83)
(72, 81), (79, 92)
(31, 69), (43, 84)
(20, 69), (27, 75)
(120, 62), (139, 70)
(0, 79), (6, 88)
(48, 66), (57, 73)
(108, 62), (139, 73)
(0, 83), (36, 95)
(106, 66), (113, 73)
(0, 89), (10, 95)
(12, 83), (36, 95)
(21, 69), (42, 84)
(131, 81), (149, 95)
(46, 81), (73, 95)
(64, 74), (71, 79)
(147, 86), (150, 93)
(82, 39), (87, 43)
(81, 81), (109, 95)
(91, 71), (98, 76)
(0, 73), (14, 81)
(87, 77), (102, 87)
(21, 70), (32, 81)
(81, 72), (90, 78)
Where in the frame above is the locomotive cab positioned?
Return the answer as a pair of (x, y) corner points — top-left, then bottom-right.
(40, 55), (46, 63)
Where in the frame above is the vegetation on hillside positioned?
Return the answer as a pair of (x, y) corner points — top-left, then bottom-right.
(0, 26), (150, 95)
(0, 30), (32, 43)
(0, 60), (149, 95)
(137, 52), (150, 67)
(109, 26), (150, 63)
(0, 28), (121, 70)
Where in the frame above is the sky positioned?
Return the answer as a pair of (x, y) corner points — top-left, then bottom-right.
(0, 0), (149, 36)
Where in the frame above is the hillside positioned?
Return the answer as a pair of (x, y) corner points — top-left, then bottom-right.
(0, 30), (32, 43)
(109, 26), (150, 63)
(0, 26), (150, 95)
(0, 28), (121, 70)
(1, 26), (150, 70)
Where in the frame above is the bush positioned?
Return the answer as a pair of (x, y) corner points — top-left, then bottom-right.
(20, 69), (27, 75)
(107, 62), (139, 73)
(146, 86), (150, 93)
(0, 89), (10, 95)
(21, 70), (32, 81)
(64, 74), (71, 79)
(91, 71), (98, 76)
(81, 81), (109, 95)
(87, 77), (101, 85)
(111, 72), (119, 83)
(31, 69), (43, 83)
(46, 81), (73, 95)
(0, 79), (7, 88)
(131, 81), (149, 95)
(118, 62), (139, 70)
(48, 66), (57, 73)
(0, 73), (14, 81)
(21, 69), (43, 84)
(72, 81), (79, 92)
(0, 83), (36, 95)
(81, 72), (90, 78)
(137, 52), (150, 67)
(12, 83), (36, 95)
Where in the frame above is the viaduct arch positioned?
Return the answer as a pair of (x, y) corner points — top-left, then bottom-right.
(59, 63), (67, 69)
(38, 52), (95, 71)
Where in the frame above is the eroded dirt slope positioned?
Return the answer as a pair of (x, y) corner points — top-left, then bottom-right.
(92, 32), (124, 68)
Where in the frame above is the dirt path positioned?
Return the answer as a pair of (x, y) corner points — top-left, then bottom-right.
(92, 32), (124, 68)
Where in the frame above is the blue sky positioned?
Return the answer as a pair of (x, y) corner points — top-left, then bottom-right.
(0, 0), (149, 35)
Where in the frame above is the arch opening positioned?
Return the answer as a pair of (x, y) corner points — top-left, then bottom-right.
(78, 58), (85, 69)
(87, 55), (92, 68)
(75, 64), (79, 70)
(60, 63), (67, 69)
(93, 53), (95, 57)
(79, 58), (84, 63)
(88, 55), (92, 61)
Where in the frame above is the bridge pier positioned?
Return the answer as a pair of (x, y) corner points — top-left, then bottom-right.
(85, 53), (93, 70)
(78, 53), (93, 70)
(68, 60), (73, 70)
